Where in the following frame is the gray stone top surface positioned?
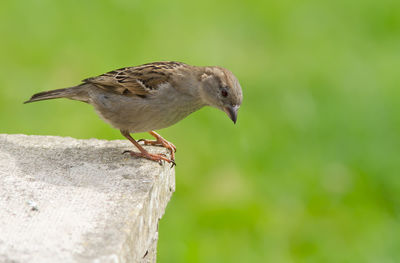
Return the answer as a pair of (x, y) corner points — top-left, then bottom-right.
(0, 134), (175, 263)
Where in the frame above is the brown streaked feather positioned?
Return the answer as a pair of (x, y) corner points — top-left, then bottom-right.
(82, 61), (187, 97)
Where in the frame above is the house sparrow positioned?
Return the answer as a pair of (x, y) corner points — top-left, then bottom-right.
(24, 61), (243, 165)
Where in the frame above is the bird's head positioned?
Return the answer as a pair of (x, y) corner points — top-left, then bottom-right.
(199, 66), (243, 124)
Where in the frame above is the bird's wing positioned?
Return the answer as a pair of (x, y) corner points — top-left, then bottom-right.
(82, 61), (186, 97)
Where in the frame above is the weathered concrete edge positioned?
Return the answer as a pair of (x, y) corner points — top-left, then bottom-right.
(85, 161), (176, 263)
(121, 160), (175, 263)
(0, 134), (176, 263)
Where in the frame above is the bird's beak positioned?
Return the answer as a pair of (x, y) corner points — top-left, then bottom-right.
(224, 105), (240, 124)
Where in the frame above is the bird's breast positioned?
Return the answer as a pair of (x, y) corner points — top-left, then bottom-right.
(90, 87), (204, 133)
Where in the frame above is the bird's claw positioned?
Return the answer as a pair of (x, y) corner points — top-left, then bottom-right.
(122, 150), (175, 167)
(138, 138), (177, 153)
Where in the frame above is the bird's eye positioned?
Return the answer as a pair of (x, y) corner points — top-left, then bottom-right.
(221, 89), (228, 97)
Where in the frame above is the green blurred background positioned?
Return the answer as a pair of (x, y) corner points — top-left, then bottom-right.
(1, 0), (400, 262)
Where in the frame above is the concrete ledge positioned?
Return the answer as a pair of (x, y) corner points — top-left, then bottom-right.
(0, 134), (175, 263)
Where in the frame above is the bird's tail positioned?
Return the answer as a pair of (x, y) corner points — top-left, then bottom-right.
(24, 85), (89, 104)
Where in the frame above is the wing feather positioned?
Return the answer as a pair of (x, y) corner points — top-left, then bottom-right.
(82, 61), (186, 97)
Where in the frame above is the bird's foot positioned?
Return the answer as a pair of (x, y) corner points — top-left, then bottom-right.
(123, 150), (176, 167)
(138, 138), (176, 160)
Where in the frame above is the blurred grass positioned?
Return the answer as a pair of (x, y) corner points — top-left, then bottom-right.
(1, 0), (400, 262)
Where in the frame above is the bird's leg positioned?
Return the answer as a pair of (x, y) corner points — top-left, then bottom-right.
(120, 130), (175, 166)
(138, 131), (176, 160)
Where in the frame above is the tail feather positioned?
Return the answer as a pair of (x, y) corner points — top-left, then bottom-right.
(24, 88), (70, 103)
(24, 86), (89, 104)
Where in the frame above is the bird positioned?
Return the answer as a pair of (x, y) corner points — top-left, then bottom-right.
(24, 61), (243, 165)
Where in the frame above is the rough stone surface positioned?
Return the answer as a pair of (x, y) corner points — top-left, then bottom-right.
(0, 134), (175, 263)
